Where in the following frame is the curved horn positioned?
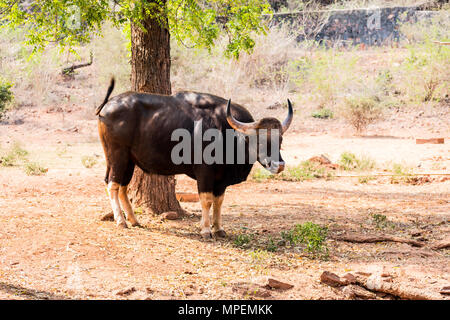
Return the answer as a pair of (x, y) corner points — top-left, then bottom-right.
(281, 99), (293, 134)
(226, 99), (258, 135)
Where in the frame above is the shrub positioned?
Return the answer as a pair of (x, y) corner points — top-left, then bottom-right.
(0, 81), (13, 120)
(233, 233), (253, 248)
(24, 162), (47, 176)
(0, 142), (28, 167)
(339, 152), (376, 171)
(341, 96), (383, 134)
(311, 108), (333, 119)
(370, 213), (395, 230)
(281, 222), (328, 258)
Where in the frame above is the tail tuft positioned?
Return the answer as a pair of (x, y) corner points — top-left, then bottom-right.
(95, 77), (115, 116)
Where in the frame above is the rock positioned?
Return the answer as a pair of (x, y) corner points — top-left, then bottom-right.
(116, 287), (136, 296)
(440, 286), (450, 295)
(264, 278), (294, 290)
(320, 271), (346, 287)
(342, 273), (357, 284)
(342, 285), (377, 299)
(161, 211), (179, 220)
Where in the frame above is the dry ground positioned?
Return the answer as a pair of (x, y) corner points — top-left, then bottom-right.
(0, 98), (449, 300)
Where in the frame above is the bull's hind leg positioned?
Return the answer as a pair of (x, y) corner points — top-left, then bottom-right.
(119, 185), (140, 227)
(104, 146), (135, 228)
(212, 193), (226, 238)
(117, 159), (139, 227)
(107, 181), (127, 228)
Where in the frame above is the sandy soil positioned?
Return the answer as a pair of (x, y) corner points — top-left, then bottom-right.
(0, 85), (449, 300)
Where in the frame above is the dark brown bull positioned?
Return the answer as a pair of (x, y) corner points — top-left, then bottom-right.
(97, 78), (293, 238)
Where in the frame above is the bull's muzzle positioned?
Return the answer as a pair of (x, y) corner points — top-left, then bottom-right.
(269, 161), (285, 174)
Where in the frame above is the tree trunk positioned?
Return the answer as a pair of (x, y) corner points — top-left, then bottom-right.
(128, 2), (183, 215)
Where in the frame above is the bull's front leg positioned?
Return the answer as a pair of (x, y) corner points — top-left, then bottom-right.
(199, 192), (213, 239)
(212, 193), (226, 238)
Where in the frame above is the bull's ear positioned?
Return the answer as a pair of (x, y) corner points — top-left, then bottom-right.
(281, 99), (293, 134)
(226, 99), (258, 135)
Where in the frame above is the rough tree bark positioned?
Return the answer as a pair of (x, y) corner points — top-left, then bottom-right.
(128, 1), (183, 215)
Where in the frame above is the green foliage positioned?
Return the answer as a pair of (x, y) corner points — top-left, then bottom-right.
(281, 222), (328, 258)
(0, 0), (272, 58)
(0, 80), (13, 119)
(339, 152), (376, 171)
(279, 160), (333, 181)
(399, 41), (449, 103)
(311, 108), (333, 119)
(233, 233), (253, 248)
(81, 155), (97, 168)
(265, 236), (278, 252)
(291, 50), (360, 108)
(24, 162), (47, 176)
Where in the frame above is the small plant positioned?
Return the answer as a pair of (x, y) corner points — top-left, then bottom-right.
(311, 108), (333, 119)
(252, 167), (273, 181)
(253, 160), (333, 182)
(342, 96), (383, 134)
(81, 155), (97, 168)
(0, 142), (28, 167)
(233, 233), (253, 248)
(390, 163), (414, 184)
(248, 248), (271, 269)
(0, 80), (13, 120)
(339, 152), (375, 171)
(281, 222), (328, 258)
(370, 213), (395, 230)
(279, 160), (333, 181)
(265, 236), (278, 252)
(358, 176), (375, 184)
(24, 162), (47, 176)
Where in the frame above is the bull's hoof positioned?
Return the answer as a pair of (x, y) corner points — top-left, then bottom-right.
(117, 222), (128, 229)
(213, 230), (227, 239)
(201, 231), (213, 239)
(131, 221), (141, 228)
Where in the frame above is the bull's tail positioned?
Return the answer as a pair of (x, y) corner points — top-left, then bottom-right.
(95, 77), (115, 116)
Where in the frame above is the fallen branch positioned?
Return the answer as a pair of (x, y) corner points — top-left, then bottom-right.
(358, 274), (442, 300)
(320, 271), (444, 300)
(335, 234), (424, 247)
(62, 52), (93, 75)
(431, 237), (450, 250)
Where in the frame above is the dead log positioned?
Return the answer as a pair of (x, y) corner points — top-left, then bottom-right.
(321, 271), (444, 300)
(62, 52), (93, 75)
(335, 234), (424, 247)
(358, 274), (442, 300)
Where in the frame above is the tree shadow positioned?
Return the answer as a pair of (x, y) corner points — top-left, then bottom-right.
(0, 281), (68, 300)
